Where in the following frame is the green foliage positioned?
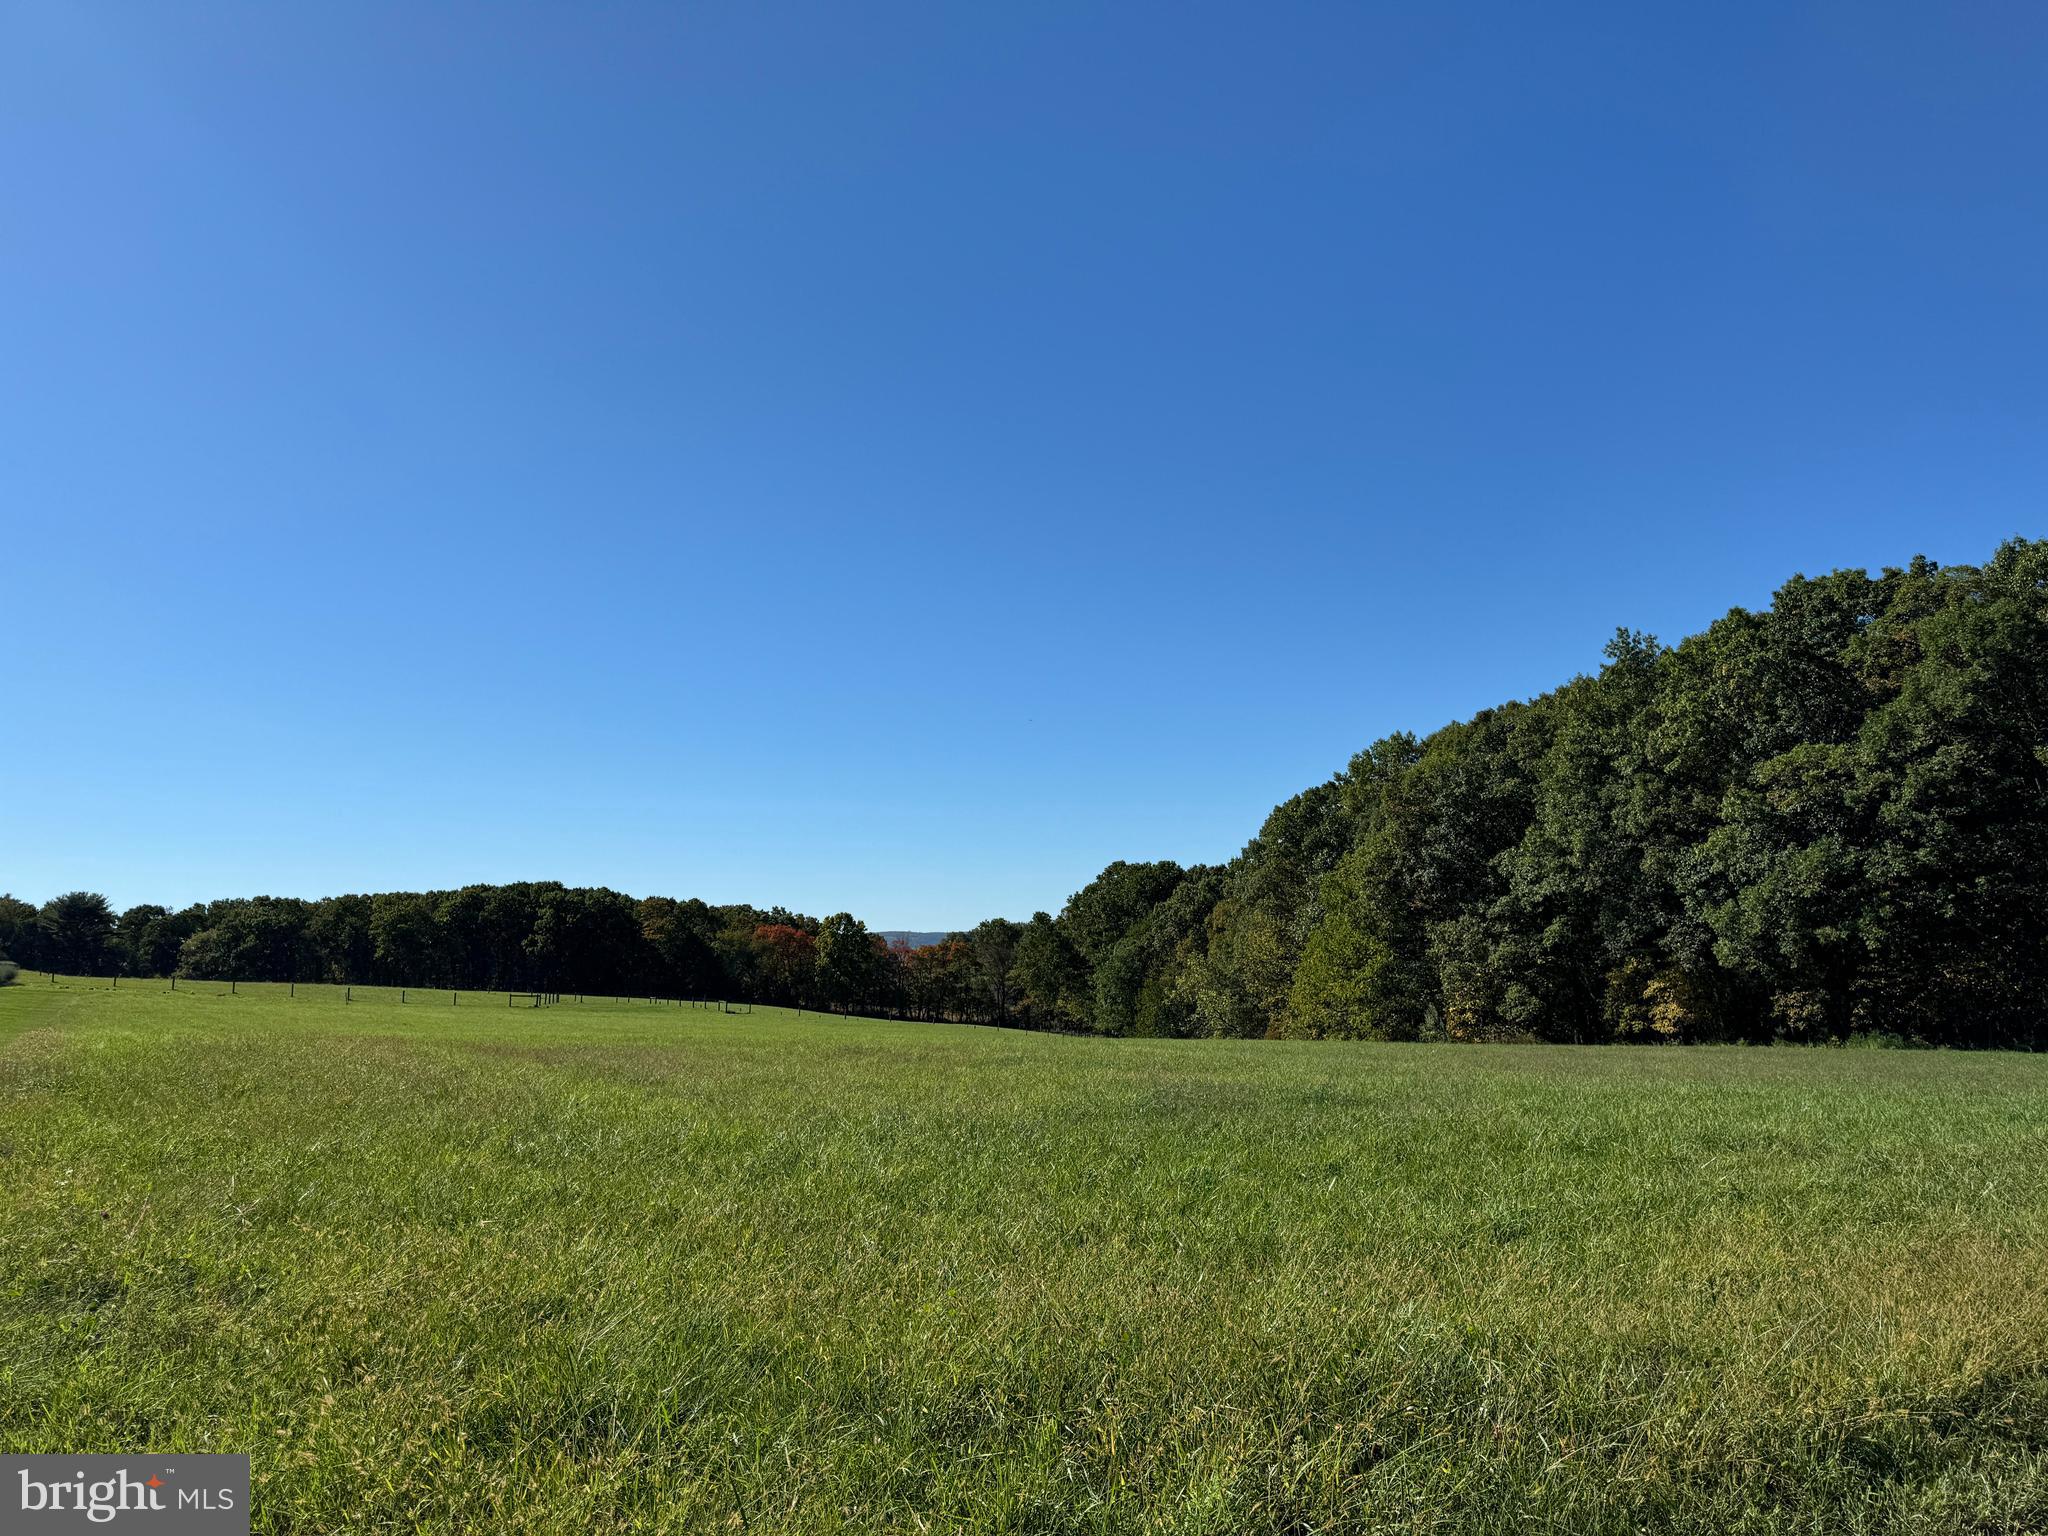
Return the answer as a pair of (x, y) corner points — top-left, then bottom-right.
(963, 917), (1021, 1024)
(0, 894), (39, 971)
(1045, 538), (2047, 1047)
(178, 897), (314, 983)
(111, 904), (188, 978)
(1282, 541), (2047, 1046)
(17, 539), (2045, 1045)
(813, 912), (890, 1014)
(901, 935), (973, 1021)
(1009, 911), (1086, 1028)
(637, 896), (722, 999)
(1185, 777), (1357, 1037)
(36, 890), (115, 976)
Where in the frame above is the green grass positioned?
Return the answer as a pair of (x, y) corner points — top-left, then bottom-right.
(2, 981), (2045, 1533)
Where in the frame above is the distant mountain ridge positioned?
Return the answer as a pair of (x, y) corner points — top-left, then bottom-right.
(877, 930), (952, 950)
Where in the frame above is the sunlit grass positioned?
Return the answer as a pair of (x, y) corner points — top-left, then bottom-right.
(2, 980), (2044, 1532)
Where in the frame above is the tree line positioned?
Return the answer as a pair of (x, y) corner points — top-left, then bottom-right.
(0, 886), (1032, 1024)
(6, 539), (2043, 1045)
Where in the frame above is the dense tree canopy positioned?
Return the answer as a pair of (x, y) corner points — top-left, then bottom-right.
(7, 542), (2041, 1044)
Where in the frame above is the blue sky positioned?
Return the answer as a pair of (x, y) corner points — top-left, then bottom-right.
(5, 2), (2043, 927)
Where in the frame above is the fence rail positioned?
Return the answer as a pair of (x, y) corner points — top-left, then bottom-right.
(9, 973), (773, 1018)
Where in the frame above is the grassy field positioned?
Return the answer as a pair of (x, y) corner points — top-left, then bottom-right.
(1, 981), (2044, 1533)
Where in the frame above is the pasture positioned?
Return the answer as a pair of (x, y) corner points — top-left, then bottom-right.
(1, 980), (2044, 1533)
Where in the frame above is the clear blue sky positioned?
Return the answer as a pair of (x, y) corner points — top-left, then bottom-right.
(5, 2), (2043, 927)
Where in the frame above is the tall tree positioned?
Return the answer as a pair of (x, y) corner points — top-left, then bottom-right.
(1010, 912), (1086, 1029)
(753, 924), (817, 1006)
(0, 894), (44, 969)
(813, 912), (888, 1015)
(37, 891), (115, 975)
(965, 918), (1022, 1024)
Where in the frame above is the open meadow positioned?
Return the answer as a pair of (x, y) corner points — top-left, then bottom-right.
(1, 980), (2044, 1533)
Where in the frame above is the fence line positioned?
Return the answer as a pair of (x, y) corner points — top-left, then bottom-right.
(13, 973), (773, 1018)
